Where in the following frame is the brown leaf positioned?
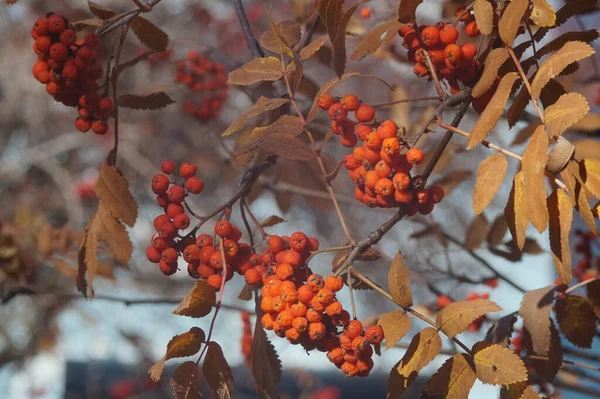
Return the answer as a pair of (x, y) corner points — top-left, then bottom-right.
(397, 0), (424, 24)
(473, 153), (508, 214)
(118, 92), (175, 111)
(521, 126), (549, 233)
(474, 0), (494, 35)
(467, 73), (520, 149)
(173, 280), (216, 318)
(499, 0), (529, 45)
(473, 49), (510, 98)
(88, 0), (116, 19)
(260, 21), (301, 54)
(487, 215), (508, 246)
(332, 4), (360, 78)
(485, 313), (517, 347)
(473, 343), (528, 385)
(566, 162), (597, 233)
(465, 214), (490, 250)
(150, 327), (205, 382)
(547, 189), (573, 283)
(377, 310), (411, 350)
(332, 248), (351, 271)
(258, 135), (315, 161)
(356, 247), (381, 262)
(318, 0), (344, 43)
(247, 115), (305, 143)
(436, 299), (502, 338)
(587, 279), (600, 318)
(351, 20), (402, 61)
(505, 172), (528, 251)
(94, 162), (138, 227)
(555, 295), (596, 348)
(260, 215), (286, 228)
(581, 158), (600, 198)
(388, 252), (413, 308)
(523, 321), (562, 381)
(421, 354), (476, 399)
(228, 57), (283, 86)
(536, 30), (599, 59)
(203, 342), (234, 399)
(387, 328), (442, 399)
(129, 16), (169, 53)
(432, 170), (472, 196)
(73, 17), (104, 30)
(170, 362), (202, 399)
(251, 304), (282, 399)
(223, 97), (289, 137)
(519, 286), (555, 355)
(544, 93), (590, 139)
(530, 0), (556, 27)
(268, 10), (304, 96)
(299, 35), (329, 60)
(531, 41), (596, 98)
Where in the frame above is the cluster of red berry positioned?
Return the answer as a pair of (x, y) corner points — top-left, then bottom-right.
(318, 94), (376, 148)
(241, 312), (253, 367)
(436, 290), (491, 332)
(175, 51), (229, 121)
(572, 230), (599, 282)
(31, 13), (111, 134)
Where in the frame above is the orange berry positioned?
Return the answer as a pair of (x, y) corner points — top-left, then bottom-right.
(398, 26), (414, 38)
(465, 21), (480, 37)
(261, 296), (274, 313)
(306, 308), (322, 323)
(363, 171), (379, 190)
(362, 145), (382, 165)
(276, 310), (294, 328)
(374, 160), (393, 179)
(328, 103), (348, 122)
(325, 301), (343, 316)
(318, 94), (336, 110)
(344, 320), (363, 339)
(341, 361), (358, 377)
(308, 322), (326, 340)
(285, 327), (301, 341)
(275, 263), (294, 280)
(340, 132), (358, 148)
(365, 325), (385, 344)
(359, 7), (372, 19)
(244, 268), (262, 285)
(356, 124), (372, 141)
(392, 172), (411, 191)
(364, 131), (383, 149)
(290, 232), (308, 252)
(261, 313), (274, 330)
(375, 178), (394, 197)
(440, 25), (459, 45)
(413, 62), (429, 77)
(325, 275), (344, 292)
(376, 120), (398, 139)
(356, 357), (374, 373)
(328, 347), (345, 364)
(272, 296), (286, 313)
(341, 94), (361, 111)
(291, 303), (308, 317)
(268, 235), (285, 254)
(421, 26), (441, 47)
(455, 6), (472, 22)
(444, 43), (462, 63)
(351, 336), (370, 353)
(214, 220), (233, 238)
(297, 285), (315, 304)
(406, 147), (425, 164)
(316, 288), (335, 305)
(307, 274), (325, 292)
(281, 288), (298, 304)
(355, 104), (375, 122)
(310, 296), (326, 312)
(382, 137), (401, 156)
(437, 295), (453, 308)
(292, 316), (309, 332)
(461, 43), (478, 61)
(206, 274), (222, 290)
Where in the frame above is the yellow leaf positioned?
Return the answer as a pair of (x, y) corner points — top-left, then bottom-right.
(351, 20), (402, 61)
(388, 252), (413, 308)
(222, 97), (290, 137)
(571, 112), (600, 133)
(260, 21), (301, 54)
(473, 343), (528, 385)
(581, 158), (600, 199)
(227, 57), (283, 86)
(422, 354), (476, 399)
(519, 386), (543, 399)
(544, 93), (590, 138)
(564, 162), (597, 234)
(173, 280), (216, 318)
(203, 342), (234, 399)
(472, 49), (510, 98)
(247, 115), (304, 143)
(467, 73), (520, 149)
(555, 295), (596, 348)
(150, 327), (205, 382)
(169, 362), (202, 399)
(377, 310), (411, 350)
(94, 162), (138, 227)
(530, 0), (556, 27)
(473, 153), (508, 214)
(530, 41), (595, 99)
(521, 126), (549, 233)
(519, 286), (555, 355)
(505, 171), (528, 251)
(499, 0), (530, 46)
(473, 0), (494, 35)
(547, 189), (573, 283)
(436, 299), (502, 338)
(465, 214), (490, 250)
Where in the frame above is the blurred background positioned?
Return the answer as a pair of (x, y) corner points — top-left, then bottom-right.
(0, 0), (599, 398)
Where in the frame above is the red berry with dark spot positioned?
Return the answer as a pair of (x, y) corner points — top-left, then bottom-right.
(167, 185), (186, 203)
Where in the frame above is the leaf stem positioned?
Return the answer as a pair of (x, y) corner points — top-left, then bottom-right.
(506, 46), (545, 122)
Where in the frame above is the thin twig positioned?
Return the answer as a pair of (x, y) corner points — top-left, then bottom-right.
(372, 96), (440, 109)
(506, 46), (544, 122)
(243, 199), (268, 240)
(565, 276), (600, 294)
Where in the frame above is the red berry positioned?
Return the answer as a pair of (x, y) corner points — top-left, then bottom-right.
(47, 14), (66, 34)
(99, 97), (113, 112)
(161, 247), (178, 263)
(152, 174), (170, 194)
(49, 43), (69, 61)
(91, 120), (108, 135)
(33, 17), (49, 36)
(167, 185), (186, 203)
(75, 118), (91, 133)
(84, 33), (100, 48)
(159, 260), (178, 275)
(161, 160), (176, 174)
(60, 30), (77, 46)
(146, 246), (161, 263)
(179, 162), (197, 179)
(166, 203), (185, 218)
(185, 177), (205, 194)
(35, 36), (52, 53)
(173, 213), (191, 230)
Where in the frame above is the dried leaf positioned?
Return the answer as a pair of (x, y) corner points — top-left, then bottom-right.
(582, 158), (600, 198)
(258, 135), (314, 161)
(523, 321), (562, 381)
(318, 0), (344, 43)
(94, 162), (138, 227)
(432, 170), (472, 196)
(377, 310), (411, 350)
(505, 172), (528, 251)
(356, 247), (381, 262)
(571, 113), (600, 133)
(388, 252), (413, 308)
(485, 313), (517, 347)
(473, 49), (510, 98)
(118, 92), (175, 111)
(555, 295), (596, 348)
(387, 328), (442, 399)
(436, 299), (502, 338)
(487, 215), (508, 246)
(228, 57), (283, 86)
(397, 0), (424, 24)
(499, 0), (529, 45)
(421, 354), (476, 399)
(465, 214), (490, 250)
(332, 4), (360, 78)
(467, 73), (520, 149)
(170, 362), (202, 399)
(536, 30), (599, 59)
(247, 115), (305, 143)
(474, 0), (494, 35)
(73, 17), (103, 30)
(547, 189), (573, 283)
(88, 0), (116, 19)
(203, 342), (234, 399)
(222, 97), (289, 137)
(473, 343), (528, 385)
(260, 21), (301, 54)
(521, 126), (549, 233)
(129, 16), (169, 53)
(587, 279), (600, 319)
(473, 153), (508, 214)
(530, 41), (595, 99)
(251, 305), (282, 398)
(268, 10), (304, 96)
(260, 215), (286, 228)
(351, 20), (402, 61)
(530, 0), (556, 27)
(519, 286), (555, 355)
(507, 84), (532, 129)
(543, 93), (590, 138)
(173, 280), (216, 318)
(150, 327), (205, 382)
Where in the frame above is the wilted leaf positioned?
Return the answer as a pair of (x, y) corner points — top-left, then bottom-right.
(555, 295), (596, 348)
(388, 252), (413, 308)
(268, 10), (304, 95)
(260, 215), (286, 228)
(473, 49), (510, 98)
(523, 321), (562, 381)
(94, 162), (138, 227)
(149, 327), (205, 382)
(129, 16), (169, 53)
(299, 35), (329, 60)
(474, 0), (494, 35)
(587, 279), (600, 319)
(332, 4), (360, 78)
(519, 286), (555, 355)
(473, 153), (508, 214)
(544, 93), (590, 138)
(499, 0), (529, 45)
(521, 126), (549, 233)
(421, 354), (476, 399)
(465, 214), (490, 250)
(356, 247), (381, 262)
(387, 328), (442, 399)
(260, 21), (301, 54)
(436, 299), (502, 338)
(485, 313), (517, 347)
(73, 17), (103, 30)
(228, 57), (283, 86)
(258, 135), (314, 161)
(118, 92), (175, 111)
(318, 0), (344, 43)
(473, 343), (528, 385)
(530, 41), (595, 98)
(247, 115), (305, 143)
(88, 0), (116, 19)
(547, 189), (573, 283)
(173, 280), (216, 318)
(378, 310), (411, 350)
(170, 362), (202, 399)
(581, 158), (600, 198)
(203, 342), (234, 399)
(432, 170), (472, 196)
(251, 305), (282, 398)
(505, 172), (528, 251)
(351, 20), (402, 61)
(530, 0), (556, 27)
(507, 84), (532, 129)
(222, 97), (289, 137)
(487, 215), (508, 246)
(397, 0), (424, 24)
(467, 73), (520, 149)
